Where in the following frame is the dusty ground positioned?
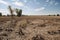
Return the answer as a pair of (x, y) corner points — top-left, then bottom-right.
(0, 16), (60, 40)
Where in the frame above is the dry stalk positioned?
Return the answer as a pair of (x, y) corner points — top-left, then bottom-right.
(8, 6), (14, 27)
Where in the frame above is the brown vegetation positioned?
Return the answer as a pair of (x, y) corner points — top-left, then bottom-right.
(0, 16), (60, 40)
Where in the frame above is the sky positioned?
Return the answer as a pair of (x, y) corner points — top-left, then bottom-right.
(0, 0), (60, 15)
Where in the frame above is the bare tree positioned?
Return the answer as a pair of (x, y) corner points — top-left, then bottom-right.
(8, 6), (14, 18)
(8, 6), (14, 27)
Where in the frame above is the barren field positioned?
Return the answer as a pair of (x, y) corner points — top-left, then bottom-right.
(0, 16), (60, 40)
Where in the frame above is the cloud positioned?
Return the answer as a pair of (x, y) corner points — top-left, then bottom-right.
(46, 0), (58, 6)
(0, 9), (9, 15)
(55, 2), (58, 5)
(46, 0), (50, 2)
(49, 0), (55, 5)
(24, 0), (27, 3)
(35, 7), (45, 11)
(13, 2), (24, 6)
(34, 0), (37, 2)
(12, 0), (19, 2)
(49, 0), (59, 5)
(0, 0), (9, 5)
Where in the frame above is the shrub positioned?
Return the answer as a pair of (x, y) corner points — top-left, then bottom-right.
(16, 8), (22, 17)
(48, 14), (51, 16)
(57, 14), (60, 16)
(0, 12), (2, 16)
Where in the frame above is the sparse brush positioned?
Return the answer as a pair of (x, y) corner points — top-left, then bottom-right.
(16, 28), (25, 36)
(48, 31), (55, 35)
(5, 28), (13, 32)
(38, 23), (46, 27)
(32, 34), (45, 40)
(48, 30), (60, 35)
(20, 20), (28, 29)
(20, 23), (27, 29)
(0, 33), (8, 37)
(19, 28), (24, 35)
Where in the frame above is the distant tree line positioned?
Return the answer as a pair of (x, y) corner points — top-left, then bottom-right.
(0, 12), (60, 17)
(0, 12), (22, 17)
(8, 6), (22, 17)
(0, 6), (22, 17)
(48, 14), (60, 16)
(0, 5), (60, 17)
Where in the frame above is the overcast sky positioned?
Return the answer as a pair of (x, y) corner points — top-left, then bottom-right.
(0, 0), (60, 15)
